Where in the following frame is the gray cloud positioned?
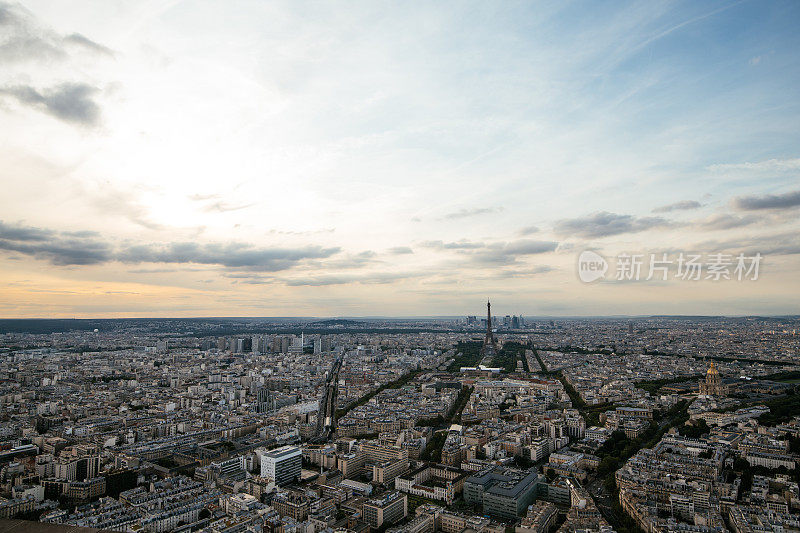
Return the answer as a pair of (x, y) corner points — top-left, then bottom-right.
(63, 33), (114, 56)
(129, 267), (210, 274)
(442, 206), (503, 220)
(427, 238), (558, 267)
(756, 235), (800, 255)
(128, 268), (182, 274)
(0, 3), (112, 62)
(284, 272), (415, 286)
(422, 239), (557, 262)
(733, 189), (800, 211)
(0, 239), (112, 265)
(313, 250), (378, 269)
(63, 230), (100, 238)
(0, 3), (111, 129)
(387, 246), (413, 254)
(695, 213), (761, 230)
(487, 265), (556, 279)
(467, 240), (558, 266)
(652, 200), (702, 213)
(0, 220), (341, 270)
(708, 158), (800, 173)
(0, 83), (101, 126)
(421, 240), (485, 250)
(696, 231), (800, 256)
(0, 2), (64, 62)
(0, 221), (112, 265)
(518, 225), (539, 236)
(0, 220), (53, 241)
(222, 273), (276, 285)
(223, 273), (272, 279)
(117, 242), (340, 271)
(497, 240), (558, 255)
(553, 211), (672, 239)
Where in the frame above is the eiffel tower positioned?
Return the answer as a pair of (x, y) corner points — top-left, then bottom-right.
(481, 299), (498, 357)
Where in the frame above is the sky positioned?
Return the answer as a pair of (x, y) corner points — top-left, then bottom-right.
(0, 0), (799, 318)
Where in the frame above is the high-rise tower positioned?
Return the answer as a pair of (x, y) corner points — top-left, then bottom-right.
(481, 299), (498, 357)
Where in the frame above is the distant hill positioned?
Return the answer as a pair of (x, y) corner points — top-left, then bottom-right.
(308, 319), (366, 326)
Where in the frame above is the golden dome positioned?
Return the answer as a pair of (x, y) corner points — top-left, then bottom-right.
(707, 362), (719, 375)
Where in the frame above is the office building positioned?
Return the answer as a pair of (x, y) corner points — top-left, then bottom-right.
(260, 446), (302, 486)
(464, 467), (538, 520)
(363, 491), (407, 529)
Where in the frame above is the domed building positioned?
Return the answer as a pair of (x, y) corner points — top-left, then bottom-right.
(699, 362), (728, 396)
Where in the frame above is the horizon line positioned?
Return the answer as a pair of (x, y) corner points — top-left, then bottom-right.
(1, 314), (798, 321)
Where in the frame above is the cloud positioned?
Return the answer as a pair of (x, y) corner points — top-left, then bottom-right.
(498, 240), (558, 255)
(267, 228), (336, 236)
(0, 239), (111, 266)
(201, 201), (255, 213)
(695, 213), (761, 230)
(313, 250), (378, 269)
(117, 242), (340, 271)
(696, 232), (800, 256)
(0, 83), (101, 126)
(0, 4), (111, 130)
(223, 273), (276, 285)
(518, 225), (539, 236)
(421, 240), (486, 250)
(492, 265), (555, 278)
(0, 2), (111, 62)
(283, 272), (416, 286)
(63, 230), (100, 238)
(652, 200), (702, 213)
(128, 267), (209, 274)
(0, 2), (64, 62)
(0, 221), (112, 265)
(387, 246), (413, 254)
(732, 189), (800, 211)
(63, 33), (114, 56)
(422, 239), (557, 264)
(553, 211), (672, 239)
(188, 193), (221, 202)
(0, 220), (53, 241)
(223, 273), (272, 279)
(0, 220), (341, 270)
(84, 181), (164, 230)
(424, 238), (558, 267)
(467, 240), (558, 266)
(708, 158), (800, 173)
(442, 206), (503, 220)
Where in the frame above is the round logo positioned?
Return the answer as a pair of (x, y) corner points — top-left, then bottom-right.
(577, 250), (608, 283)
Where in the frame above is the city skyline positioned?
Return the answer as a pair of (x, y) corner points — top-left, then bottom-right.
(2, 1), (800, 317)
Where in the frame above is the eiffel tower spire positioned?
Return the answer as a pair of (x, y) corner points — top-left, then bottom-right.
(482, 299), (497, 356)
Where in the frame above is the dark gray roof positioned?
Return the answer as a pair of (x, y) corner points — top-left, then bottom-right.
(0, 520), (111, 533)
(466, 467), (538, 499)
